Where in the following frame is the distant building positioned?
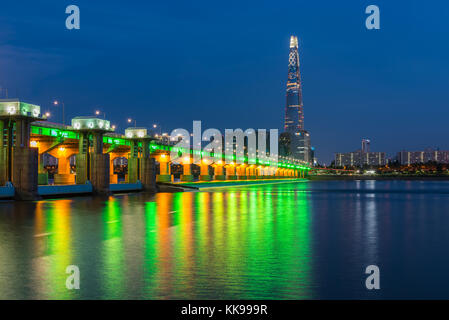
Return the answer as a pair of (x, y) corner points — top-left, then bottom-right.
(362, 139), (370, 153)
(335, 139), (386, 167)
(397, 149), (449, 165)
(280, 130), (312, 163)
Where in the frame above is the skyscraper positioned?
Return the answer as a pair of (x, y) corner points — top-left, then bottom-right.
(284, 36), (304, 132)
(281, 35), (312, 163)
(362, 139), (371, 153)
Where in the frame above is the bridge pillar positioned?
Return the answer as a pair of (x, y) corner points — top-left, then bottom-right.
(109, 157), (117, 184)
(122, 129), (157, 191)
(156, 153), (172, 182)
(140, 139), (157, 192)
(181, 159), (194, 182)
(248, 165), (257, 180)
(0, 119), (7, 186)
(225, 164), (236, 180)
(127, 140), (139, 184)
(0, 100), (44, 200)
(256, 166), (265, 179)
(200, 161), (212, 181)
(90, 132), (110, 194)
(213, 162), (225, 180)
(14, 118), (39, 200)
(75, 132), (89, 185)
(237, 165), (247, 180)
(140, 157), (157, 191)
(71, 117), (113, 194)
(54, 153), (75, 185)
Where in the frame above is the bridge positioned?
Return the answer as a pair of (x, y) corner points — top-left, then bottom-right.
(0, 99), (311, 200)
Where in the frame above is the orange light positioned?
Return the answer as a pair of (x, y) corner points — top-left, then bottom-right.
(183, 156), (190, 164)
(30, 141), (38, 148)
(59, 147), (65, 152)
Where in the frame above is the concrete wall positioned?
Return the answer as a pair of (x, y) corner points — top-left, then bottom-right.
(141, 157), (157, 192)
(127, 157), (139, 183)
(90, 153), (110, 194)
(0, 147), (7, 186)
(75, 154), (88, 184)
(12, 147), (39, 200)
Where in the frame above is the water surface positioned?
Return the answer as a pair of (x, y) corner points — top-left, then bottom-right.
(1, 180), (449, 299)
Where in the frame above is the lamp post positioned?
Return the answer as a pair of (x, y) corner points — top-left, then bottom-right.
(95, 110), (106, 119)
(152, 123), (162, 137)
(53, 100), (65, 125)
(127, 118), (136, 128)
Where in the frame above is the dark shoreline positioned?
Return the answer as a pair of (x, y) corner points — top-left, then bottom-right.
(308, 175), (449, 181)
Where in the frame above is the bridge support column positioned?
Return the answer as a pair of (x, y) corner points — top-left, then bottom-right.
(181, 163), (194, 182)
(12, 147), (39, 200)
(156, 154), (172, 182)
(9, 118), (39, 200)
(213, 163), (225, 180)
(0, 119), (7, 186)
(109, 157), (118, 184)
(139, 139), (157, 192)
(200, 162), (212, 181)
(257, 167), (263, 179)
(13, 119), (39, 199)
(54, 154), (75, 185)
(237, 165), (247, 180)
(37, 153), (48, 185)
(90, 132), (110, 194)
(75, 129), (110, 194)
(127, 140), (139, 184)
(225, 165), (236, 180)
(248, 166), (257, 180)
(141, 157), (157, 192)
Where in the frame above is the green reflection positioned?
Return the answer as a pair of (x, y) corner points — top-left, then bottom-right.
(101, 197), (125, 299)
(27, 182), (314, 299)
(34, 200), (76, 299)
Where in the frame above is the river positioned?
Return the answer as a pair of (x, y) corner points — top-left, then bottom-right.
(1, 180), (449, 299)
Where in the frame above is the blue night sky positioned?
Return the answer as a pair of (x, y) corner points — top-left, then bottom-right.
(0, 1), (448, 163)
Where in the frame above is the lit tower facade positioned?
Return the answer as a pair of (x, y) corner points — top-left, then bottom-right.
(284, 36), (304, 132)
(281, 35), (312, 163)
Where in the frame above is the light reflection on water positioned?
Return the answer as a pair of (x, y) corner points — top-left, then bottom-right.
(1, 180), (449, 299)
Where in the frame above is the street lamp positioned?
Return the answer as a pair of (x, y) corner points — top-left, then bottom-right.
(127, 118), (136, 127)
(95, 110), (106, 119)
(53, 100), (65, 125)
(152, 123), (162, 136)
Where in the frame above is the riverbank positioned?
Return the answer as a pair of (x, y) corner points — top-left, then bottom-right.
(309, 175), (449, 181)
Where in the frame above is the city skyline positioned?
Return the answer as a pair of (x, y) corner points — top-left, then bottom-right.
(0, 1), (448, 163)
